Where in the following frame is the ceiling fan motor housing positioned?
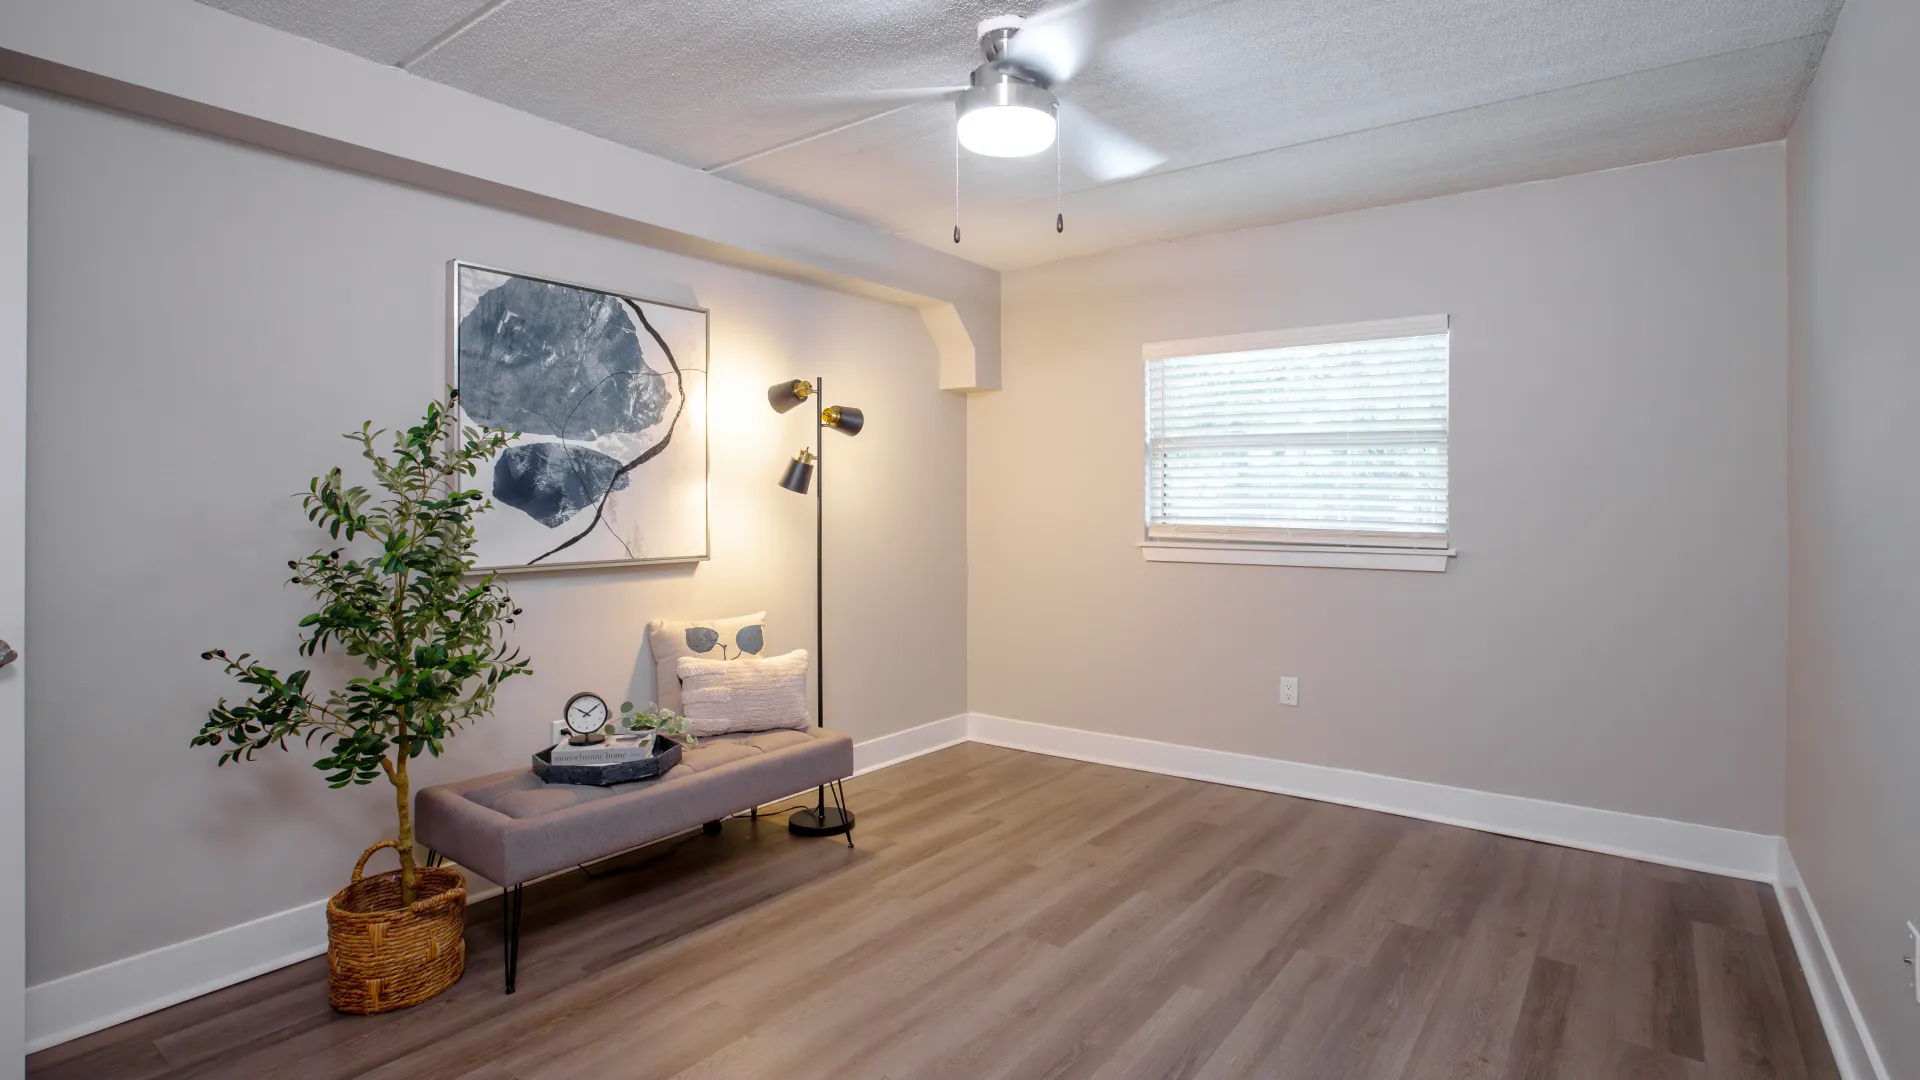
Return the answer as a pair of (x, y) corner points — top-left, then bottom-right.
(977, 16), (1027, 61)
(958, 66), (1057, 119)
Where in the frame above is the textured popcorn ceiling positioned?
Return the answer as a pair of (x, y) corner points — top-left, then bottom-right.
(199, 0), (1839, 269)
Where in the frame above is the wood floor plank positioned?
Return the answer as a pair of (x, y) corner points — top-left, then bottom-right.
(979, 865), (1292, 1080)
(20, 1036), (172, 1080)
(150, 979), (338, 1071)
(1614, 1042), (1708, 1079)
(1300, 920), (1459, 1080)
(1302, 825), (1443, 966)
(1694, 923), (1809, 1080)
(1500, 956), (1579, 1080)
(1542, 849), (1627, 969)
(1423, 830), (1511, 939)
(1190, 950), (1351, 1080)
(30, 745), (1837, 1080)
(1670, 870), (1769, 938)
(671, 930), (1046, 1080)
(1019, 812), (1218, 947)
(646, 866), (1059, 1077)
(1083, 983), (1217, 1080)
(1399, 918), (1539, 1079)
(865, 891), (1180, 1080)
(1615, 865), (1706, 1061)
(995, 770), (1200, 870)
(1132, 818), (1417, 1080)
(1538, 849), (1627, 1080)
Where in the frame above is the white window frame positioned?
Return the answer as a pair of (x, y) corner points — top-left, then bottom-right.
(1142, 315), (1456, 572)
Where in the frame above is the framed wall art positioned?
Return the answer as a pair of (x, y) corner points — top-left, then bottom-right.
(449, 261), (709, 571)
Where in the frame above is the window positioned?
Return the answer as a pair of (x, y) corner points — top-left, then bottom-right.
(1143, 315), (1451, 571)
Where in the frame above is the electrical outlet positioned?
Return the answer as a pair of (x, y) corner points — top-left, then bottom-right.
(1279, 676), (1299, 707)
(1908, 922), (1918, 1004)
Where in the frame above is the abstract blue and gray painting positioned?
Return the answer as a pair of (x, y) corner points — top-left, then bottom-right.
(455, 266), (701, 568)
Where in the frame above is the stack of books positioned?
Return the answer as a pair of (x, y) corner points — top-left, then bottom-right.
(548, 732), (658, 764)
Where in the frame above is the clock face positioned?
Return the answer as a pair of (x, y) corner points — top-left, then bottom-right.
(563, 692), (610, 737)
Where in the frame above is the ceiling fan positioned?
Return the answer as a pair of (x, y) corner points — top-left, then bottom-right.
(801, 0), (1165, 240)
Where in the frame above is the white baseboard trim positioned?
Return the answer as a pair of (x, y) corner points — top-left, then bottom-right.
(25, 715), (970, 1055)
(1774, 840), (1889, 1080)
(25, 898), (328, 1054)
(966, 713), (1780, 882)
(853, 714), (970, 776)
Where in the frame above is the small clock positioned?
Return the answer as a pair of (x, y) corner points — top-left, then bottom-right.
(562, 692), (611, 744)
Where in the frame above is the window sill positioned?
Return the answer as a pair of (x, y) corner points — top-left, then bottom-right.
(1139, 541), (1455, 572)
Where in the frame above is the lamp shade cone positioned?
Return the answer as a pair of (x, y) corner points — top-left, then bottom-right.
(768, 379), (810, 413)
(779, 457), (815, 494)
(823, 405), (865, 435)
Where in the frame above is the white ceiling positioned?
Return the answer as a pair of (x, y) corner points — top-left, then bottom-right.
(197, 0), (1839, 270)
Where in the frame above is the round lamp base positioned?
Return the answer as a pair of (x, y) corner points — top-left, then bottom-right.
(788, 806), (855, 837)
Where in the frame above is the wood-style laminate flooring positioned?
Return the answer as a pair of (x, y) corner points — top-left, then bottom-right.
(30, 743), (1838, 1080)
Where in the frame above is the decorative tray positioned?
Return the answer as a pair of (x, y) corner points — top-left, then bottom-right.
(532, 734), (683, 787)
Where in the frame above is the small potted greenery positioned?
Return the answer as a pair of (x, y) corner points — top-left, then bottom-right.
(191, 395), (531, 1013)
(617, 701), (698, 746)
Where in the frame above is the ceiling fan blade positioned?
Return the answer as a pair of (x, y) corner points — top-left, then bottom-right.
(1002, 0), (1154, 86)
(1058, 101), (1165, 182)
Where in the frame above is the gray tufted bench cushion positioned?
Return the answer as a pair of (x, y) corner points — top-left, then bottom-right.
(415, 727), (854, 888)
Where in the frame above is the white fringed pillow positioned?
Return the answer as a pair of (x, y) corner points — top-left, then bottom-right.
(676, 649), (811, 737)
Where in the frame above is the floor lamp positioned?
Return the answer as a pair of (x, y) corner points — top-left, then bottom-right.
(768, 377), (864, 837)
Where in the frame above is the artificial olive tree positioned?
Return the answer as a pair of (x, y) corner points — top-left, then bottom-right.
(194, 395), (532, 903)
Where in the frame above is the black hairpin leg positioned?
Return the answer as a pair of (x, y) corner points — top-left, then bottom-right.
(425, 849), (444, 868)
(830, 780), (854, 849)
(502, 884), (522, 994)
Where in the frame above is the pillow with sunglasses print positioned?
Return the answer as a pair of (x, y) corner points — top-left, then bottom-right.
(645, 612), (767, 711)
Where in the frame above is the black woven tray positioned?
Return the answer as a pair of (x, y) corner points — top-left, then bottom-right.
(532, 734), (683, 786)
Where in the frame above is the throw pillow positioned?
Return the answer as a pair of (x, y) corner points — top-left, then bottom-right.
(646, 611), (767, 711)
(677, 650), (811, 737)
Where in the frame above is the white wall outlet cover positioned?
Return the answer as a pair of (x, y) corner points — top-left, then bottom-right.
(1280, 676), (1299, 707)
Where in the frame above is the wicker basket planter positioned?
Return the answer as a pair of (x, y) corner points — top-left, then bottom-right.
(326, 841), (467, 1014)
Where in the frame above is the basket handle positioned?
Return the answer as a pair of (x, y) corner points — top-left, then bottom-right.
(351, 840), (400, 883)
(409, 884), (466, 917)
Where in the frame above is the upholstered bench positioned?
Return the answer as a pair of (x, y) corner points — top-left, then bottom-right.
(415, 727), (855, 991)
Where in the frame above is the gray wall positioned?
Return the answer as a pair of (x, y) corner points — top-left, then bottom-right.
(972, 145), (1788, 834)
(8, 88), (968, 985)
(1786, 0), (1920, 1070)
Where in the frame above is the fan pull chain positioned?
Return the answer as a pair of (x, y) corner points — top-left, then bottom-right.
(1055, 103), (1065, 234)
(953, 131), (962, 244)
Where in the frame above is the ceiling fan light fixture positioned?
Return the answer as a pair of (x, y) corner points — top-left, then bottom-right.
(958, 106), (1056, 157)
(955, 78), (1057, 158)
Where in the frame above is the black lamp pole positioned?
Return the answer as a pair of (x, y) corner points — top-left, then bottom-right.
(797, 377), (835, 835)
(770, 377), (861, 838)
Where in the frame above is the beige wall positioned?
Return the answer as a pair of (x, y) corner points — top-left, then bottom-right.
(10, 58), (1821, 1010)
(1786, 0), (1920, 1070)
(972, 145), (1788, 834)
(9, 87), (967, 985)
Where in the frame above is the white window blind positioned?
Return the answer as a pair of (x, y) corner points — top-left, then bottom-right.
(1144, 316), (1450, 550)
